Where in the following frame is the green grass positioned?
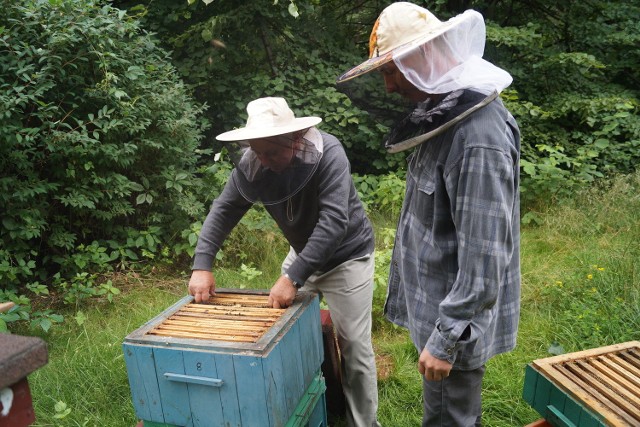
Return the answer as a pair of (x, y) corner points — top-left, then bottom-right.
(14, 172), (640, 426)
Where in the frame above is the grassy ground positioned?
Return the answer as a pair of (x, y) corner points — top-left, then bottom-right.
(14, 173), (640, 426)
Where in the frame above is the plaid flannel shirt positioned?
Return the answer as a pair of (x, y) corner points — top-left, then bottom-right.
(384, 91), (521, 370)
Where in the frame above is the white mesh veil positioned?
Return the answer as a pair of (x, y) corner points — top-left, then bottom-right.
(336, 8), (513, 152)
(392, 10), (512, 95)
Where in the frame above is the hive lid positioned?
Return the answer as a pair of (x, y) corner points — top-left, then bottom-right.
(532, 341), (640, 427)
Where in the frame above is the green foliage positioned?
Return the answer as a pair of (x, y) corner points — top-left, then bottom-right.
(217, 206), (285, 269)
(353, 172), (406, 217)
(172, 147), (234, 259)
(56, 273), (121, 305)
(53, 401), (72, 420)
(486, 1), (640, 208)
(111, 0), (404, 173)
(0, 288), (64, 333)
(0, 0), (207, 326)
(112, 0), (640, 209)
(198, 147), (234, 203)
(521, 170), (640, 354)
(238, 263), (263, 284)
(539, 264), (639, 348)
(372, 226), (395, 327)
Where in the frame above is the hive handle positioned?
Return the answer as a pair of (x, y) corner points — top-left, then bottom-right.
(163, 372), (224, 387)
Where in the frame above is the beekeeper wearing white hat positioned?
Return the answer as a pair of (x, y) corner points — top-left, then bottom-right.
(338, 3), (521, 426)
(189, 97), (381, 426)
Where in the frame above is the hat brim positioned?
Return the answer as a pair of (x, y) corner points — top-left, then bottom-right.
(216, 117), (322, 141)
(336, 16), (461, 84)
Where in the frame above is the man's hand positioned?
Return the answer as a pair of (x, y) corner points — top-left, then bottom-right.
(418, 348), (453, 381)
(268, 275), (298, 308)
(188, 270), (216, 303)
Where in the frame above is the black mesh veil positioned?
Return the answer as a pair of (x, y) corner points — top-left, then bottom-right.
(226, 128), (323, 205)
(337, 68), (411, 137)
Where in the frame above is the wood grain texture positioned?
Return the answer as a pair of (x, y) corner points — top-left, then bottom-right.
(532, 341), (640, 426)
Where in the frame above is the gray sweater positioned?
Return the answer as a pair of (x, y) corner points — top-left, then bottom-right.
(192, 131), (375, 285)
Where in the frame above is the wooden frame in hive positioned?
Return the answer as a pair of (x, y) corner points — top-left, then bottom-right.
(524, 341), (640, 427)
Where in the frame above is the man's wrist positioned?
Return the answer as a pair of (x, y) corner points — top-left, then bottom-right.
(284, 273), (302, 289)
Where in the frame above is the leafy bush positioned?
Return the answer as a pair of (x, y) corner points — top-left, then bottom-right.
(353, 172), (406, 217)
(120, 0), (640, 209)
(488, 4), (640, 207)
(0, 0), (207, 325)
(113, 0), (408, 174)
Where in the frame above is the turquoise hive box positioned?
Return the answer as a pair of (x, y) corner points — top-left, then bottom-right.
(122, 289), (326, 427)
(523, 341), (640, 427)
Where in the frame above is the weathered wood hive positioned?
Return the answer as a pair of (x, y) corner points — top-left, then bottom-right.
(523, 341), (640, 427)
(122, 289), (326, 427)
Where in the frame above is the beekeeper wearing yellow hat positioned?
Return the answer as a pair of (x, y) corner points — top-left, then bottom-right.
(338, 3), (522, 425)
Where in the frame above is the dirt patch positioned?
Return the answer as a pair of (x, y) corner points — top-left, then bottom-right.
(376, 352), (394, 380)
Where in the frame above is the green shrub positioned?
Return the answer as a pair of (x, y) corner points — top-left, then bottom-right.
(354, 172), (406, 218)
(117, 0), (640, 208)
(0, 0), (207, 325)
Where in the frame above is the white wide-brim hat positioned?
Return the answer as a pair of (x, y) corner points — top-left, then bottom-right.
(216, 97), (322, 141)
(337, 2), (473, 83)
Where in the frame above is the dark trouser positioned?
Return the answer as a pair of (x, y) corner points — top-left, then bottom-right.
(422, 365), (485, 427)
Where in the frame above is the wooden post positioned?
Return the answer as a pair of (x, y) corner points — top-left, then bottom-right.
(0, 334), (48, 427)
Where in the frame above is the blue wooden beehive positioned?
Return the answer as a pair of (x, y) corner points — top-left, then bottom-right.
(523, 341), (640, 427)
(122, 289), (325, 427)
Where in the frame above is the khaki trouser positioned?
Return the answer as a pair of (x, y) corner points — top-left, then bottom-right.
(283, 248), (381, 427)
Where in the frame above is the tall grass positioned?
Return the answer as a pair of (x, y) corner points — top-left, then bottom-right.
(15, 172), (640, 426)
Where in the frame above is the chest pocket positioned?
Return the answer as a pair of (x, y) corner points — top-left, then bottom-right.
(408, 168), (436, 229)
